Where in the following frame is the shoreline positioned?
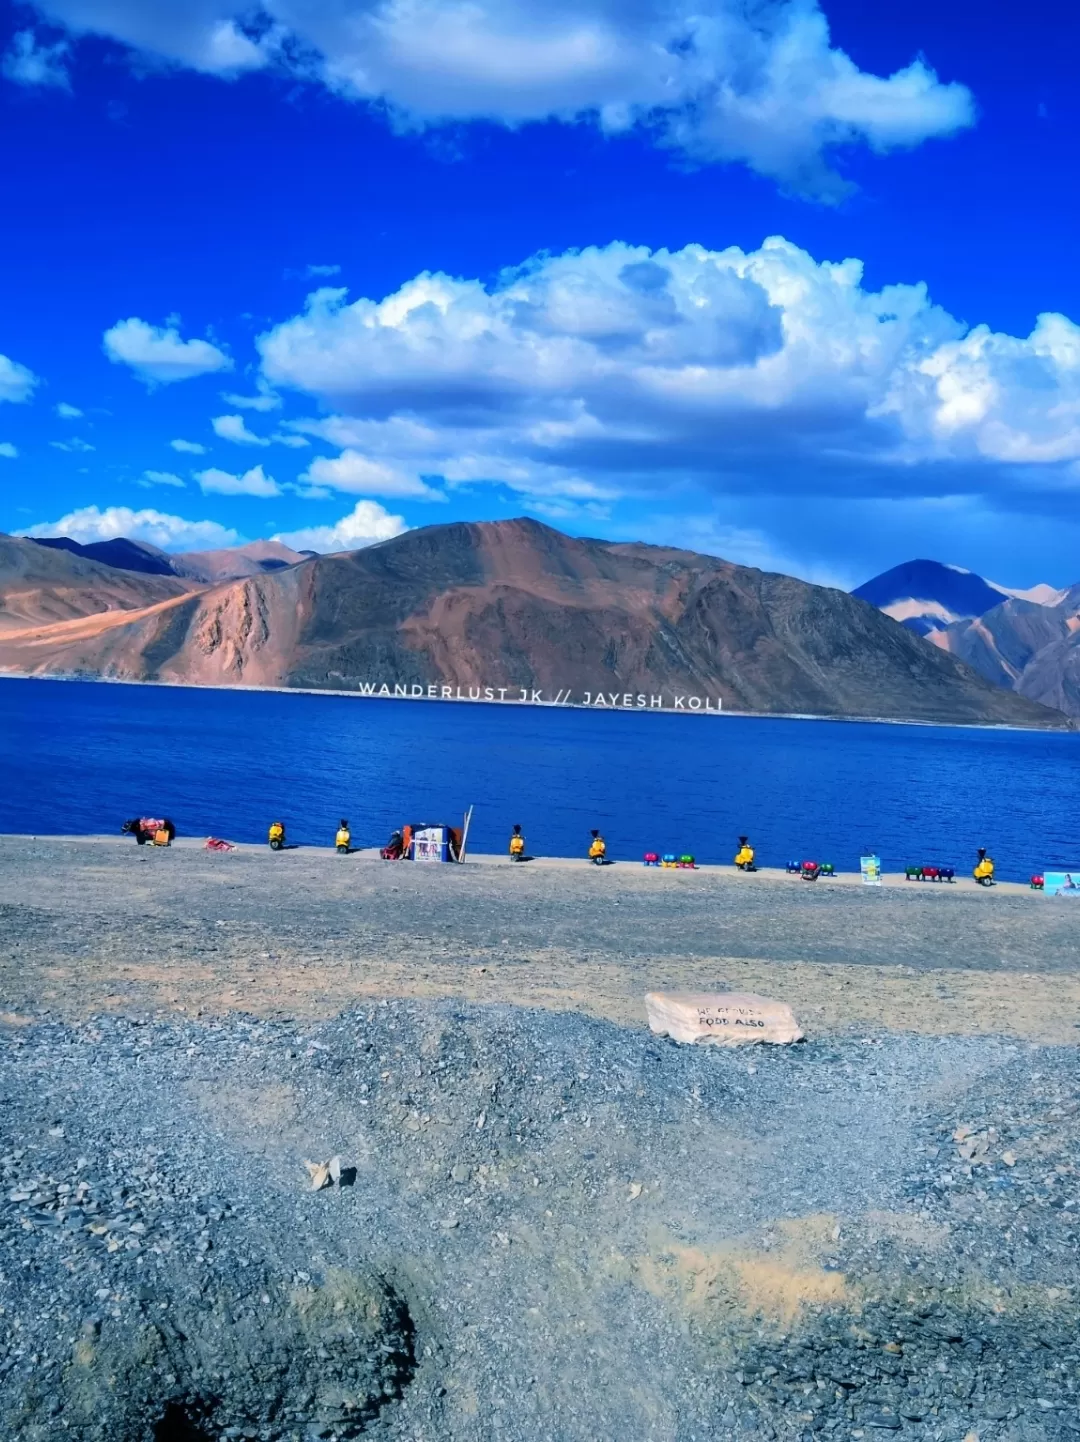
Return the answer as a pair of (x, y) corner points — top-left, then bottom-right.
(1, 669), (1073, 733)
(2, 833), (1078, 1047)
(1, 832), (1044, 894)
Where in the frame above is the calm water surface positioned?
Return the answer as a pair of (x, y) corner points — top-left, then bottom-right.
(1, 676), (1078, 880)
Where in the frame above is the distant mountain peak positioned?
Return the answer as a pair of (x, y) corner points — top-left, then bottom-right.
(31, 535), (176, 577)
(854, 556), (1080, 717)
(851, 559), (1008, 636)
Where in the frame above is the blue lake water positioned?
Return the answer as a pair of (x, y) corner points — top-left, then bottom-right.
(1, 675), (1078, 881)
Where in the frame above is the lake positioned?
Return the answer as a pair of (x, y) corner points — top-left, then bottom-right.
(1, 676), (1078, 880)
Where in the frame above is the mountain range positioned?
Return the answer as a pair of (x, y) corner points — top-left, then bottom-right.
(0, 522), (1068, 729)
(31, 535), (308, 583)
(854, 558), (1080, 716)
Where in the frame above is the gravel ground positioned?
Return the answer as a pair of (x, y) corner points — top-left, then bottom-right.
(2, 839), (1080, 1043)
(1, 839), (1078, 1440)
(2, 1005), (1079, 1441)
(3, 838), (1077, 977)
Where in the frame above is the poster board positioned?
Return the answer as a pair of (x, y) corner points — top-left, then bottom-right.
(860, 854), (882, 887)
(1043, 871), (1080, 896)
(413, 825), (449, 863)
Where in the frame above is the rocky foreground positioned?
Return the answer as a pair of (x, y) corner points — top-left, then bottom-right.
(0, 842), (1078, 1440)
(2, 1005), (1079, 1442)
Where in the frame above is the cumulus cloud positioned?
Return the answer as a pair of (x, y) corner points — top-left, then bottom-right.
(18, 505), (240, 550)
(195, 463), (281, 496)
(262, 252), (784, 414)
(24, 0), (973, 195)
(170, 437), (207, 454)
(139, 469), (185, 488)
(55, 401), (83, 418)
(0, 352), (38, 405)
(103, 317), (232, 384)
(273, 500), (408, 553)
(212, 413), (271, 446)
(3, 29), (70, 88)
(302, 449), (443, 499)
(0, 442), (17, 458)
(221, 388), (281, 412)
(255, 237), (1080, 518)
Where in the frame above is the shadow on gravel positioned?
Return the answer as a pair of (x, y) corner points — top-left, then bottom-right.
(48, 1271), (418, 1442)
(153, 1403), (212, 1441)
(696, 1283), (1080, 1435)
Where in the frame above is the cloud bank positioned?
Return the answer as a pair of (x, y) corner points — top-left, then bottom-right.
(19, 0), (974, 195)
(273, 499), (407, 552)
(18, 505), (241, 550)
(255, 237), (1080, 517)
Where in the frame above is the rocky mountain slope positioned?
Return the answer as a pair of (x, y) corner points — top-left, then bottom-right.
(855, 557), (1080, 716)
(929, 588), (1080, 716)
(0, 520), (1070, 726)
(0, 534), (193, 634)
(169, 539), (306, 583)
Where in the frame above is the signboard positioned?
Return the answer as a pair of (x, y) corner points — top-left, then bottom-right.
(860, 854), (882, 887)
(1043, 871), (1080, 896)
(645, 991), (804, 1047)
(413, 825), (449, 863)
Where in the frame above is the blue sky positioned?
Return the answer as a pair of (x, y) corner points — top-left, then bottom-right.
(1, 0), (1078, 587)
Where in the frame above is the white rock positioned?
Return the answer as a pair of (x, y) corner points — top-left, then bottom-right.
(644, 991), (804, 1047)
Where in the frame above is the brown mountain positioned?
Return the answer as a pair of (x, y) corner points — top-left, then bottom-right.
(0, 534), (194, 634)
(0, 519), (1071, 726)
(169, 539), (307, 583)
(930, 588), (1080, 716)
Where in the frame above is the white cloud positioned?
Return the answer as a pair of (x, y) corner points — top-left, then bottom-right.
(306, 264), (341, 278)
(50, 437), (95, 452)
(17, 505), (240, 550)
(31, 4), (265, 73)
(103, 317), (232, 384)
(0, 442), (17, 459)
(55, 401), (83, 418)
(139, 469), (185, 488)
(221, 388), (281, 412)
(3, 29), (70, 88)
(273, 500), (408, 553)
(170, 437), (207, 454)
(302, 449), (443, 499)
(255, 236), (1080, 516)
(0, 352), (38, 405)
(212, 413), (271, 446)
(194, 463), (281, 497)
(24, 0), (973, 195)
